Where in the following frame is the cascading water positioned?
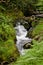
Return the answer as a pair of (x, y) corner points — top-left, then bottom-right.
(15, 23), (32, 55)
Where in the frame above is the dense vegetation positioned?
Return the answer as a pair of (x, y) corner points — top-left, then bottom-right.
(9, 18), (43, 65)
(0, 0), (43, 65)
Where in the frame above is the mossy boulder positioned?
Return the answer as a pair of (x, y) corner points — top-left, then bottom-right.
(23, 16), (38, 30)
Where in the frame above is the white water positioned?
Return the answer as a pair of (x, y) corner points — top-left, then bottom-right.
(15, 23), (32, 55)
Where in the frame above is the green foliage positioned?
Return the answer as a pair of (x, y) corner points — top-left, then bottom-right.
(0, 0), (39, 16)
(9, 40), (43, 65)
(0, 39), (19, 62)
(0, 0), (43, 65)
(0, 0), (43, 14)
(32, 18), (43, 41)
(36, 0), (43, 11)
(8, 18), (43, 65)
(0, 13), (19, 63)
(0, 15), (16, 41)
(0, 23), (16, 41)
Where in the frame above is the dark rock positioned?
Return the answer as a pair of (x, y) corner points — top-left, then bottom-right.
(23, 43), (32, 49)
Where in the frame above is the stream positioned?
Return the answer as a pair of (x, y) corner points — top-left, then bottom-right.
(15, 23), (32, 55)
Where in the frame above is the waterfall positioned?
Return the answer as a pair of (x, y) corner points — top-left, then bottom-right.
(15, 23), (32, 55)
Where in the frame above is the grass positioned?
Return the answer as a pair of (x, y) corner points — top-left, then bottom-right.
(32, 19), (43, 36)
(8, 40), (43, 65)
(31, 18), (43, 42)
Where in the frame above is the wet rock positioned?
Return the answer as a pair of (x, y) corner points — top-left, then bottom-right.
(1, 61), (9, 65)
(27, 27), (33, 38)
(34, 35), (43, 42)
(23, 43), (32, 49)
